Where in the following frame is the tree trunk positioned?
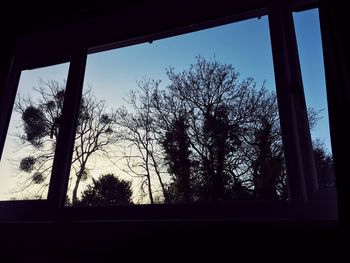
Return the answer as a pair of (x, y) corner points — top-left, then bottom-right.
(72, 175), (82, 205)
(72, 165), (85, 205)
(146, 174), (154, 204)
(149, 152), (168, 202)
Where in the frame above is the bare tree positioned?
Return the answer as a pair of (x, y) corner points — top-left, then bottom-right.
(15, 80), (119, 204)
(13, 58), (329, 204)
(149, 57), (288, 201)
(116, 79), (168, 204)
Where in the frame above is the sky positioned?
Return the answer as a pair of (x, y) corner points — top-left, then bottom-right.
(84, 15), (276, 108)
(0, 9), (332, 201)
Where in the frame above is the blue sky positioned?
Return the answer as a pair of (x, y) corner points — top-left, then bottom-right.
(84, 15), (275, 107)
(0, 9), (332, 200)
(84, 9), (331, 150)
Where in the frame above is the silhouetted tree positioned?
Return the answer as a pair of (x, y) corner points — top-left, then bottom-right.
(312, 139), (335, 189)
(116, 79), (168, 204)
(15, 80), (119, 203)
(158, 57), (286, 201)
(251, 118), (283, 200)
(157, 57), (331, 201)
(78, 174), (132, 206)
(14, 58), (332, 204)
(238, 87), (286, 200)
(162, 115), (193, 202)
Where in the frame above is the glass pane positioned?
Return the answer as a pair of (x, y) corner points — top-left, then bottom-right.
(294, 9), (336, 191)
(67, 15), (287, 207)
(0, 63), (70, 200)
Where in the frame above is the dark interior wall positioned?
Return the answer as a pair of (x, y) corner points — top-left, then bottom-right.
(0, 0), (348, 262)
(0, 0), (264, 39)
(0, 220), (344, 263)
(0, 0), (131, 35)
(319, 0), (350, 229)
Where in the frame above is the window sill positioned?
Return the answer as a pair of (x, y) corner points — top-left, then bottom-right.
(0, 200), (338, 222)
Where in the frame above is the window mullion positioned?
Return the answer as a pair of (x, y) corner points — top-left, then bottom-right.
(283, 5), (319, 197)
(268, 0), (308, 203)
(0, 59), (21, 161)
(48, 47), (87, 208)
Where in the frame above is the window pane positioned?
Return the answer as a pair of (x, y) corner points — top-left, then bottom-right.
(0, 63), (70, 200)
(294, 9), (336, 191)
(67, 15), (287, 207)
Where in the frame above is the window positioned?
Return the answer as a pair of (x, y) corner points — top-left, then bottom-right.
(0, 0), (339, 220)
(66, 15), (289, 207)
(293, 8), (336, 194)
(0, 63), (69, 201)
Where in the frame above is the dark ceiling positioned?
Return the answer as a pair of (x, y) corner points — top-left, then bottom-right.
(0, 0), (133, 34)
